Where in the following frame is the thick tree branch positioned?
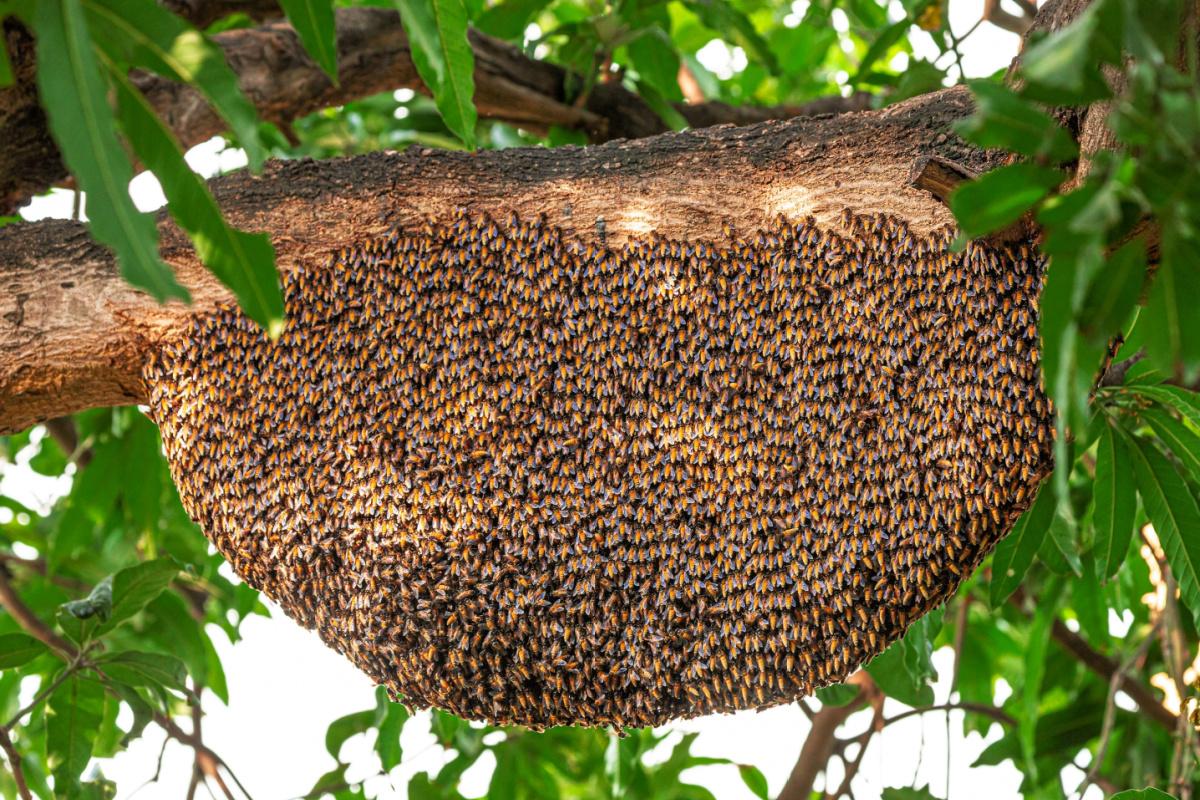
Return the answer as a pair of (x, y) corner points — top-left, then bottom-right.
(0, 85), (1002, 435)
(0, 7), (875, 215)
(778, 673), (881, 800)
(0, 566), (77, 657)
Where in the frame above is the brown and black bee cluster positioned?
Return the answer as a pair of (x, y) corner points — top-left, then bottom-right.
(145, 208), (1054, 729)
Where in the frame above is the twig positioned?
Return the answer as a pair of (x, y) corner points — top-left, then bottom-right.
(1079, 618), (1160, 797)
(0, 727), (31, 800)
(0, 565), (77, 658)
(882, 702), (1017, 729)
(828, 701), (884, 799)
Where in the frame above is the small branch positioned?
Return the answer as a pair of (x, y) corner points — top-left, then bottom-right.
(0, 728), (31, 800)
(1081, 620), (1159, 797)
(1098, 347), (1147, 389)
(1010, 586), (1177, 730)
(0, 566), (77, 658)
(778, 673), (878, 800)
(984, 0), (1036, 34)
(882, 702), (1017, 729)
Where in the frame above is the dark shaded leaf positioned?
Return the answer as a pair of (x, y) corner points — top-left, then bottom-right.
(94, 558), (180, 636)
(1094, 418), (1137, 580)
(61, 575), (113, 622)
(1080, 236), (1147, 346)
(1144, 408), (1200, 481)
(0, 634), (50, 670)
(96, 651), (189, 694)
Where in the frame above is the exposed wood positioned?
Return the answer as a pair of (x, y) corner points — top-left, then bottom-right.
(0, 7), (875, 215)
(907, 154), (979, 204)
(0, 85), (999, 435)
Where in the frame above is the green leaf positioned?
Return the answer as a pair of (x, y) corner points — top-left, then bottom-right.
(1143, 230), (1200, 381)
(1094, 418), (1137, 581)
(627, 29), (682, 102)
(47, 676), (105, 797)
(393, 0), (478, 150)
(278, 0), (339, 82)
(815, 683), (859, 707)
(100, 680), (154, 746)
(325, 709), (375, 760)
(1080, 236), (1147, 346)
(681, 0), (779, 75)
(0, 634), (50, 670)
(957, 81), (1080, 162)
(81, 0), (265, 171)
(1121, 385), (1200, 429)
(1109, 790), (1180, 800)
(864, 614), (938, 707)
(605, 733), (641, 798)
(375, 695), (408, 771)
(1124, 431), (1200, 627)
(95, 651), (189, 694)
(990, 481), (1055, 607)
(1019, 0), (1120, 105)
(476, 0), (548, 41)
(0, 36), (12, 88)
(106, 63), (285, 337)
(31, 0), (188, 303)
(737, 765), (769, 800)
(1144, 408), (1200, 481)
(634, 79), (688, 132)
(1044, 512), (1082, 576)
(852, 18), (910, 86)
(61, 576), (113, 623)
(145, 592), (208, 688)
(949, 162), (1064, 240)
(1021, 576), (1062, 782)
(93, 558), (180, 637)
(882, 787), (939, 800)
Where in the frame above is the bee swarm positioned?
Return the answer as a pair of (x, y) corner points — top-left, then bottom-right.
(145, 209), (1053, 729)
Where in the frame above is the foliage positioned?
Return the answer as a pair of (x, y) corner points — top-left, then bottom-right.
(1, 0), (1200, 797)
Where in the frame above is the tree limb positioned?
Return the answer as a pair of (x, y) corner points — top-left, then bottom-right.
(0, 566), (78, 657)
(0, 85), (1003, 434)
(0, 7), (876, 215)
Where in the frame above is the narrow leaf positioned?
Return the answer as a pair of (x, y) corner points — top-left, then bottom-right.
(278, 0), (339, 82)
(1080, 236), (1147, 346)
(32, 0), (188, 302)
(325, 709), (375, 760)
(1094, 418), (1137, 580)
(107, 64), (284, 336)
(1144, 408), (1200, 481)
(1121, 385), (1200, 429)
(957, 81), (1079, 162)
(1044, 513), (1083, 576)
(375, 700), (408, 771)
(1143, 229), (1200, 381)
(1125, 431), (1200, 627)
(990, 481), (1056, 608)
(393, 0), (478, 150)
(81, 0), (265, 170)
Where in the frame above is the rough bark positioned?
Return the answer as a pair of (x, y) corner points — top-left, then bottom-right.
(0, 6), (874, 215)
(0, 85), (998, 435)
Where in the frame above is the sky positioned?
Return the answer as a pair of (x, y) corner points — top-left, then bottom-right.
(3, 3), (1094, 799)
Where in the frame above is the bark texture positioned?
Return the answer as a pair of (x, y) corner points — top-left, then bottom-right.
(0, 85), (997, 435)
(0, 6), (873, 215)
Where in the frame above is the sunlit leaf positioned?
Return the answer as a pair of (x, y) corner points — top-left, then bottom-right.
(957, 82), (1079, 162)
(949, 163), (1064, 240)
(107, 63), (284, 336)
(393, 0), (478, 150)
(93, 558), (180, 637)
(737, 765), (769, 800)
(31, 0), (188, 302)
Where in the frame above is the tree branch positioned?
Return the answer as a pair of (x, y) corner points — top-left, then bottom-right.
(0, 85), (1004, 434)
(0, 565), (77, 658)
(0, 728), (31, 800)
(778, 673), (881, 800)
(0, 8), (876, 215)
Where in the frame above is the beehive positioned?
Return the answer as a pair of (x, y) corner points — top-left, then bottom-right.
(144, 209), (1054, 729)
